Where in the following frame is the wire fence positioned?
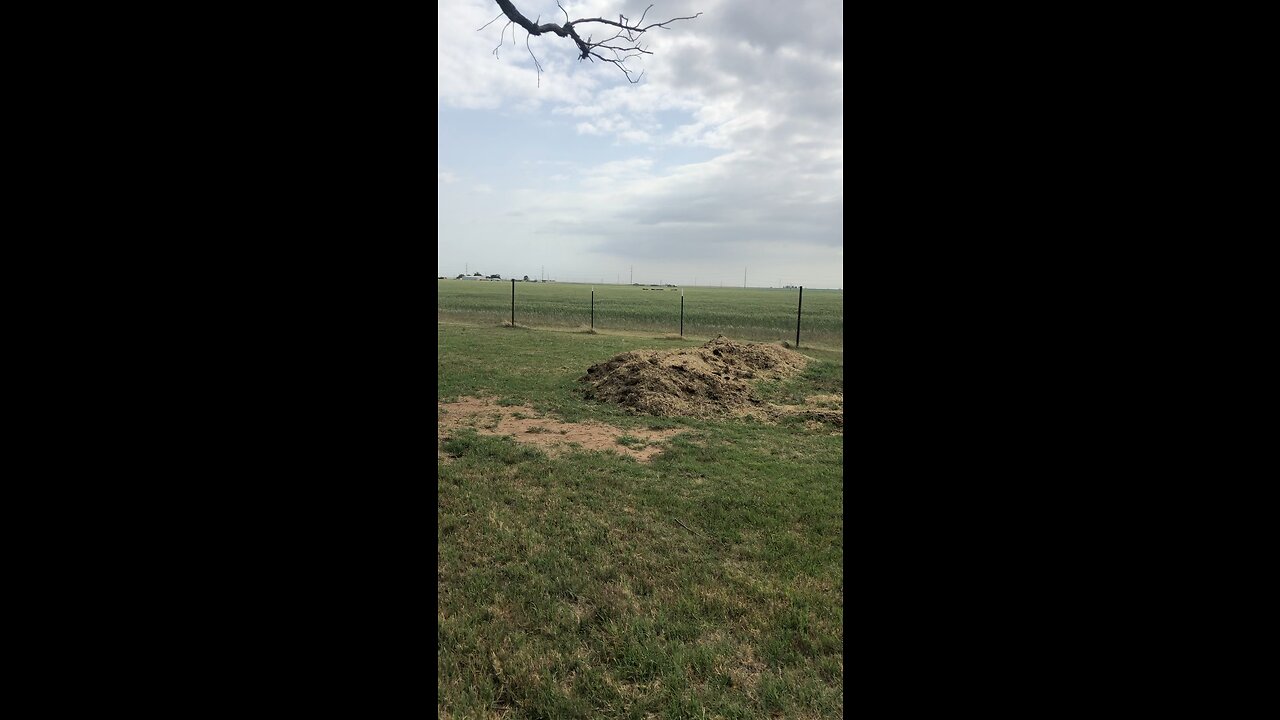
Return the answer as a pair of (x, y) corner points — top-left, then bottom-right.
(437, 280), (844, 349)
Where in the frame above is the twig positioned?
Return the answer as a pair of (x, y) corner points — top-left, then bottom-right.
(526, 30), (543, 87)
(493, 19), (514, 58)
(675, 517), (704, 537)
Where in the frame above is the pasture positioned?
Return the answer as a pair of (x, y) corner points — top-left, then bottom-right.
(438, 321), (844, 718)
(437, 280), (844, 350)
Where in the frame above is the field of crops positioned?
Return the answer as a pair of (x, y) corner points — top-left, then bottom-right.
(438, 280), (844, 349)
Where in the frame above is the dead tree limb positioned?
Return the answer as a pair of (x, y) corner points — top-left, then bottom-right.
(485, 1), (701, 83)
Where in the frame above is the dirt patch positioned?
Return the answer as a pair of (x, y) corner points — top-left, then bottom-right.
(772, 400), (845, 428)
(438, 396), (680, 463)
(579, 335), (841, 426)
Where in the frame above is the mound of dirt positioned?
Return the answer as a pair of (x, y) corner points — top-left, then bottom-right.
(579, 335), (810, 418)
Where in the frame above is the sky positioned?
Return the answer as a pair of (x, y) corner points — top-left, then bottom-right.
(438, 0), (843, 289)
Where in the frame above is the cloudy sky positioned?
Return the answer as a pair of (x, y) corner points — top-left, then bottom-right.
(438, 0), (843, 289)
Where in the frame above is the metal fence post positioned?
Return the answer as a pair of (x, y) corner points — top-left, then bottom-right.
(795, 285), (803, 348)
(680, 290), (684, 337)
(511, 279), (515, 326)
(591, 288), (595, 329)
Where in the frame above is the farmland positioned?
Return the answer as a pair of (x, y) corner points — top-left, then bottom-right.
(438, 321), (844, 718)
(437, 280), (844, 350)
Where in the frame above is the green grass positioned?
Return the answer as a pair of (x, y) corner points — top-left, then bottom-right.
(438, 322), (843, 719)
(438, 280), (844, 350)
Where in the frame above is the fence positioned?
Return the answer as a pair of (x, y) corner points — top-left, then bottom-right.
(439, 281), (843, 349)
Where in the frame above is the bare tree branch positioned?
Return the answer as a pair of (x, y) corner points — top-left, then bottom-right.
(492, 19), (514, 59)
(526, 30), (543, 87)
(488, 1), (701, 83)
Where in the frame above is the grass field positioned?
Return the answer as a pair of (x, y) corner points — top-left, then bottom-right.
(437, 280), (844, 350)
(438, 322), (844, 719)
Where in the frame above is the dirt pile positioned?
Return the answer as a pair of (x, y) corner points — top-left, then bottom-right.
(579, 335), (811, 418)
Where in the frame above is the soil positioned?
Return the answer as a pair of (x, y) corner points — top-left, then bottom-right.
(579, 335), (842, 427)
(438, 396), (681, 463)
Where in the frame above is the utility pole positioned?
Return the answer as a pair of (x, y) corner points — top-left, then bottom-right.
(744, 267), (747, 289)
(630, 265), (633, 284)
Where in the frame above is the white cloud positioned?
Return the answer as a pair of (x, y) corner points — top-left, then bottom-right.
(437, 0), (843, 287)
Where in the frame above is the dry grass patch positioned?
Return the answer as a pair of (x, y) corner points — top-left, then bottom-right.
(438, 396), (681, 462)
